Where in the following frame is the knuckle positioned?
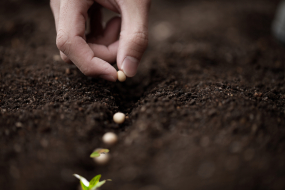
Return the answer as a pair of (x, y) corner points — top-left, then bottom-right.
(129, 31), (148, 50)
(60, 52), (70, 63)
(56, 30), (70, 55)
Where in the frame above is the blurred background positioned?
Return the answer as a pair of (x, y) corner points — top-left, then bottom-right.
(1, 0), (285, 190)
(0, 0), (282, 52)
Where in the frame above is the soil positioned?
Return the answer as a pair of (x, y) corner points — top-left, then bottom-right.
(1, 0), (285, 190)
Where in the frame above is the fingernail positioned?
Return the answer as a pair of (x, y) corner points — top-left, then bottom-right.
(121, 56), (139, 77)
(99, 74), (116, 82)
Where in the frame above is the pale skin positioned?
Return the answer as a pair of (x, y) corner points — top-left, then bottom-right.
(50, 0), (151, 81)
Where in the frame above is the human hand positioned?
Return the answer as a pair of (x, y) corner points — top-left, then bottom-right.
(50, 0), (150, 81)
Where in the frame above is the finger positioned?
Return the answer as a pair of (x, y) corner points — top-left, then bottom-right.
(56, 0), (117, 81)
(60, 51), (71, 63)
(102, 16), (121, 45)
(116, 0), (151, 77)
(50, 0), (60, 31)
(50, 1), (71, 63)
(87, 17), (121, 63)
(88, 41), (119, 63)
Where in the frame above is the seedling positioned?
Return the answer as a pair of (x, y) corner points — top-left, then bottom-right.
(74, 174), (111, 190)
(90, 149), (109, 158)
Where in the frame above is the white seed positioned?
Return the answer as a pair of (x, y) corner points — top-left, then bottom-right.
(117, 71), (126, 82)
(102, 132), (118, 145)
(113, 112), (126, 124)
(93, 153), (110, 165)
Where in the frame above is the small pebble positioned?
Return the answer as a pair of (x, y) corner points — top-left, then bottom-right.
(53, 54), (61, 62)
(117, 71), (126, 82)
(93, 153), (110, 165)
(113, 112), (125, 124)
(65, 68), (70, 74)
(15, 122), (23, 128)
(102, 132), (118, 145)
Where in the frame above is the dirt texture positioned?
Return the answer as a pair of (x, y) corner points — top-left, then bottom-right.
(1, 0), (285, 190)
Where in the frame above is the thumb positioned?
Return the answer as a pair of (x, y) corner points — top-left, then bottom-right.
(117, 0), (151, 77)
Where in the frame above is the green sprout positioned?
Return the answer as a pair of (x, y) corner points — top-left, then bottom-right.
(74, 174), (111, 190)
(90, 149), (109, 158)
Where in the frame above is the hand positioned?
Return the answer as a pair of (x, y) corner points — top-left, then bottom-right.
(50, 0), (151, 81)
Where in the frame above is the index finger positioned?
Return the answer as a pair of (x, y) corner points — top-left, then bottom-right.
(56, 0), (117, 81)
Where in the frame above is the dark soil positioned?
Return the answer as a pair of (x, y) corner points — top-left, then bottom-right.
(1, 0), (285, 190)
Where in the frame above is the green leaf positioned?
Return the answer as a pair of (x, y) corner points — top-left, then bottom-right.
(89, 181), (105, 190)
(91, 179), (111, 190)
(90, 149), (109, 158)
(74, 173), (111, 190)
(88, 174), (101, 189)
(80, 181), (89, 190)
(93, 180), (106, 189)
(90, 151), (100, 158)
(73, 174), (89, 190)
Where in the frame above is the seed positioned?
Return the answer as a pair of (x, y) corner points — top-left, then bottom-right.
(93, 153), (110, 165)
(102, 132), (118, 145)
(113, 112), (125, 124)
(117, 71), (126, 82)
